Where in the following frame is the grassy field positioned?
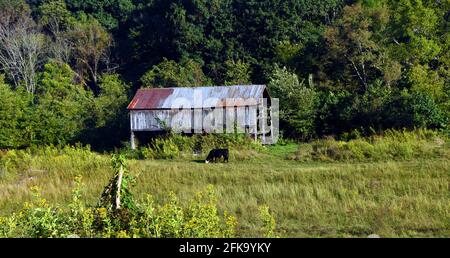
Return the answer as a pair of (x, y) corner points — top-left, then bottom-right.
(0, 131), (449, 237)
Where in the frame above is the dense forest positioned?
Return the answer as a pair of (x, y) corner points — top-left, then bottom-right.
(0, 0), (448, 150)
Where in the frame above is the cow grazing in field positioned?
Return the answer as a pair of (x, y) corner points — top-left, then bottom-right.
(205, 149), (229, 163)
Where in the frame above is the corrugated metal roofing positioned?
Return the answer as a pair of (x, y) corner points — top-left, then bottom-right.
(127, 85), (268, 110)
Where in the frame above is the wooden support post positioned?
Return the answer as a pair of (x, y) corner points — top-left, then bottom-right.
(261, 105), (266, 144)
(245, 106), (249, 136)
(269, 107), (274, 145)
(223, 106), (227, 134)
(130, 131), (136, 150)
(254, 107), (258, 142)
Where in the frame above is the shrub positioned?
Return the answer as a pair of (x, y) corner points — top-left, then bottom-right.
(139, 133), (264, 160)
(384, 90), (448, 130)
(0, 144), (108, 180)
(315, 90), (354, 136)
(0, 184), (240, 238)
(0, 76), (30, 148)
(268, 66), (318, 140)
(81, 74), (130, 150)
(259, 206), (278, 238)
(31, 61), (93, 146)
(140, 58), (211, 88)
(290, 129), (448, 162)
(0, 154), (257, 238)
(183, 185), (236, 238)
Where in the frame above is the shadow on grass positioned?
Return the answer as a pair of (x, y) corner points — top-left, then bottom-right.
(192, 159), (206, 163)
(191, 159), (230, 164)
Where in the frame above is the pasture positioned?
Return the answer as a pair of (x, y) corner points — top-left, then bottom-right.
(0, 131), (449, 237)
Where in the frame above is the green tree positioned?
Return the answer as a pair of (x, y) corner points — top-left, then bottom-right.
(31, 61), (93, 145)
(224, 59), (252, 85)
(83, 73), (130, 149)
(387, 0), (442, 65)
(69, 14), (112, 91)
(386, 0), (448, 104)
(38, 0), (75, 29)
(94, 74), (129, 128)
(140, 58), (211, 88)
(321, 3), (401, 90)
(126, 0), (346, 84)
(274, 40), (303, 66)
(384, 90), (448, 130)
(268, 66), (318, 139)
(408, 64), (445, 101)
(0, 74), (29, 148)
(65, 0), (136, 30)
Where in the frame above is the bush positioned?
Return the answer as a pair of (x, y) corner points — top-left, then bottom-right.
(31, 61), (93, 146)
(268, 66), (319, 140)
(315, 90), (353, 136)
(289, 129), (448, 162)
(0, 153), (280, 238)
(0, 144), (108, 178)
(138, 134), (264, 160)
(384, 90), (448, 130)
(0, 75), (30, 148)
(315, 86), (449, 137)
(0, 182), (238, 238)
(140, 58), (212, 88)
(81, 74), (130, 150)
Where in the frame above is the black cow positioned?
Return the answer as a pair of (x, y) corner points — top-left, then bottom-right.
(205, 149), (229, 163)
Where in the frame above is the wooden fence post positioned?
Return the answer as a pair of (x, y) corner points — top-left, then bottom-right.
(115, 165), (124, 210)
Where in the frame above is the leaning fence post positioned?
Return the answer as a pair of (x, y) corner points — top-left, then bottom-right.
(115, 164), (124, 210)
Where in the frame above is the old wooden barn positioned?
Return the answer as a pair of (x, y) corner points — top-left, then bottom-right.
(127, 85), (276, 148)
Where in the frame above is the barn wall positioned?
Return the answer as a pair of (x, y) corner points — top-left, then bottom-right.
(130, 106), (258, 133)
(130, 110), (175, 131)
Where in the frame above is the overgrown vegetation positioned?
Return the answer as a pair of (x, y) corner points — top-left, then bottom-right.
(289, 129), (449, 162)
(0, 0), (448, 238)
(131, 133), (264, 160)
(0, 0), (448, 149)
(0, 130), (448, 237)
(0, 154), (278, 238)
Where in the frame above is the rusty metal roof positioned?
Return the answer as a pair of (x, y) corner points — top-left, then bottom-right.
(127, 85), (268, 110)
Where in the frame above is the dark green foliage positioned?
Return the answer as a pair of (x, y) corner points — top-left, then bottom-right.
(0, 75), (29, 148)
(98, 154), (136, 211)
(224, 59), (252, 85)
(268, 66), (319, 140)
(0, 0), (445, 144)
(79, 74), (130, 149)
(31, 61), (93, 146)
(65, 0), (136, 30)
(384, 90), (448, 130)
(120, 0), (347, 84)
(315, 90), (354, 136)
(138, 133), (263, 160)
(140, 58), (212, 88)
(314, 87), (448, 137)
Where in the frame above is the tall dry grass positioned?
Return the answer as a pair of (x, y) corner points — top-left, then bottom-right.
(0, 129), (449, 237)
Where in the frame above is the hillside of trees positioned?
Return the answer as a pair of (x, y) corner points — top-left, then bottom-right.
(0, 0), (448, 149)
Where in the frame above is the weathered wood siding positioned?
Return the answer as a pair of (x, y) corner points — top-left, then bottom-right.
(130, 106), (258, 133)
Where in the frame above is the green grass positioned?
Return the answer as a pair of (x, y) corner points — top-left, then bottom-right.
(0, 131), (449, 237)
